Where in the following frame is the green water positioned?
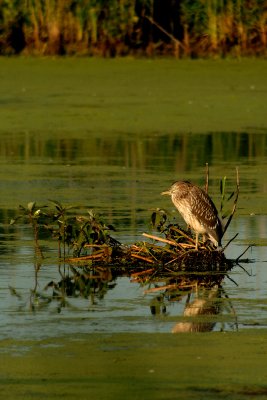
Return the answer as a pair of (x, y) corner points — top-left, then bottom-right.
(1, 332), (267, 400)
(0, 57), (267, 398)
(0, 57), (267, 135)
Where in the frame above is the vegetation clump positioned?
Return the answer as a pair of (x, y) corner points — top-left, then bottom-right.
(10, 168), (244, 297)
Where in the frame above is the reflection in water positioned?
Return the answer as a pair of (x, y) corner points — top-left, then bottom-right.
(9, 255), (238, 334)
(30, 265), (116, 313)
(149, 285), (237, 333)
(1, 131), (267, 170)
(171, 286), (237, 333)
(9, 262), (117, 315)
(2, 216), (267, 337)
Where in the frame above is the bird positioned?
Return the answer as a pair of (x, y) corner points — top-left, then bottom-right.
(161, 181), (223, 249)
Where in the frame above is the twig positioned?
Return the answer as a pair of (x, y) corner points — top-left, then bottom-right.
(223, 167), (239, 237)
(205, 163), (209, 194)
(220, 176), (226, 212)
(178, 243), (196, 249)
(169, 226), (195, 244)
(165, 253), (186, 266)
(221, 233), (239, 251)
(131, 268), (155, 278)
(142, 232), (183, 248)
(226, 274), (238, 286)
(235, 262), (252, 276)
(66, 252), (105, 262)
(84, 244), (108, 248)
(144, 283), (179, 294)
(235, 245), (252, 263)
(131, 254), (154, 263)
(144, 16), (186, 51)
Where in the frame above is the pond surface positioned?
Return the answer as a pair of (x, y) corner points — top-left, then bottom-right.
(1, 58), (267, 340)
(1, 130), (267, 339)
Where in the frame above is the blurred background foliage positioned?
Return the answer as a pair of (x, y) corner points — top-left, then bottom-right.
(0, 0), (266, 57)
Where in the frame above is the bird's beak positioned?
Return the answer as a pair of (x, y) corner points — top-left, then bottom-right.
(161, 190), (170, 196)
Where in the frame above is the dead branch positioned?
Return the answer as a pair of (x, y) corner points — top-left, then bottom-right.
(144, 16), (186, 51)
(222, 167), (239, 237)
(131, 254), (154, 263)
(142, 232), (183, 248)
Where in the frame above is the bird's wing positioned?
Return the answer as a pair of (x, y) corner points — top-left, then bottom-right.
(189, 186), (220, 230)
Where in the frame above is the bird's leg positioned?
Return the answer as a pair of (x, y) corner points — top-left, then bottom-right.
(185, 293), (191, 306)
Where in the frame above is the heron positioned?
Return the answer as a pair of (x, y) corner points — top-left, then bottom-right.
(161, 181), (223, 249)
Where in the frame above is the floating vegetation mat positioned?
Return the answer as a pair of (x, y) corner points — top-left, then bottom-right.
(66, 226), (233, 290)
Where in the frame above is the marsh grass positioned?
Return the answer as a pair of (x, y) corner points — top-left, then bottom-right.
(0, 1), (266, 57)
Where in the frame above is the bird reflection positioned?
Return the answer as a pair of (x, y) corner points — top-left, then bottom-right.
(172, 286), (221, 333)
(150, 285), (237, 333)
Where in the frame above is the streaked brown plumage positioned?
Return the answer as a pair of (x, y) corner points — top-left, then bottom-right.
(161, 181), (223, 249)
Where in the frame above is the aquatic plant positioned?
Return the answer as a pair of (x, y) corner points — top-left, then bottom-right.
(10, 201), (48, 258)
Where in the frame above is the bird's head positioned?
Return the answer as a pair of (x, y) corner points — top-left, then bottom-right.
(161, 181), (192, 196)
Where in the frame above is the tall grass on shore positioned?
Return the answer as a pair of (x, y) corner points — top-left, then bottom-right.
(0, 0), (266, 57)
